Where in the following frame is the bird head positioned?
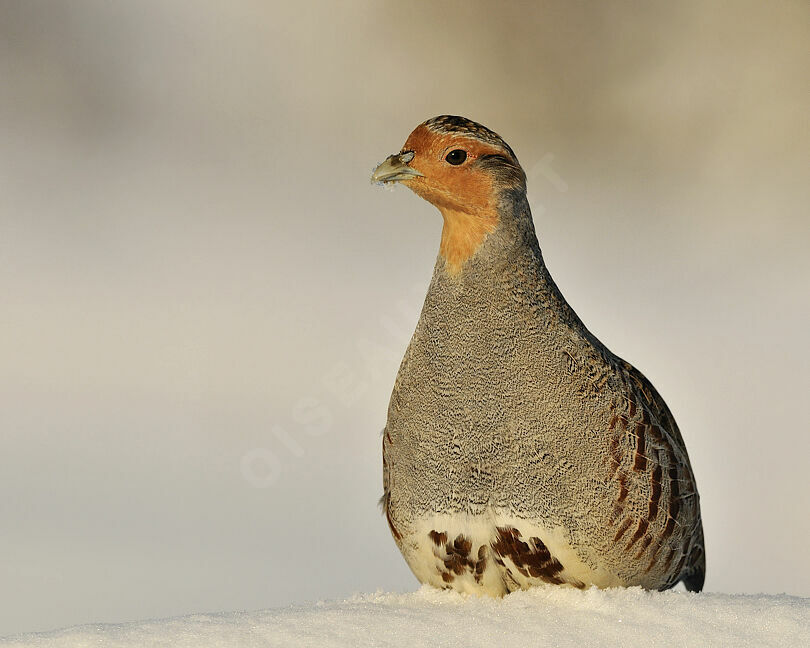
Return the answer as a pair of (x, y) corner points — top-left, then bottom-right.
(372, 115), (527, 275)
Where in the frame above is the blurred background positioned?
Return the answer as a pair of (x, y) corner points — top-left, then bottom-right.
(1, 0), (808, 636)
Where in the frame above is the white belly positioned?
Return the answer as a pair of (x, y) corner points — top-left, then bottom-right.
(398, 511), (624, 595)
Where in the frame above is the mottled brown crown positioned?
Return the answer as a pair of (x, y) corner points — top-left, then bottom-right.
(422, 116), (517, 159)
(420, 115), (525, 190)
(424, 115), (514, 156)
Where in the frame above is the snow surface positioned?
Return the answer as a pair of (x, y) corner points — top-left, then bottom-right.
(2, 586), (807, 648)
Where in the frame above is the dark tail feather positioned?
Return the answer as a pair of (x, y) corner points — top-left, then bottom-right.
(680, 523), (706, 592)
(682, 563), (705, 592)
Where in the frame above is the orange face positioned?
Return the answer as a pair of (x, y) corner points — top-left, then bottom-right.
(373, 117), (526, 275)
(390, 124), (523, 275)
(399, 125), (504, 218)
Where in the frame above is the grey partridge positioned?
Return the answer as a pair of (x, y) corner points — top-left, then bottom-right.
(372, 115), (705, 595)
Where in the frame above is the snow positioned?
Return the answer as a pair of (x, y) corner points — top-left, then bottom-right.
(2, 586), (807, 648)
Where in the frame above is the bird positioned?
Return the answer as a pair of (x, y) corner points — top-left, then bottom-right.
(371, 115), (705, 595)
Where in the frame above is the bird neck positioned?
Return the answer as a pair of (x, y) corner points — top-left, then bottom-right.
(425, 190), (581, 333)
(435, 190), (539, 278)
(438, 206), (499, 276)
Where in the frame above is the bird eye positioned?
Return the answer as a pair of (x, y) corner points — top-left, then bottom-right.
(445, 149), (467, 165)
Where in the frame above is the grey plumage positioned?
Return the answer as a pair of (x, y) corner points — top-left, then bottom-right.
(376, 116), (705, 595)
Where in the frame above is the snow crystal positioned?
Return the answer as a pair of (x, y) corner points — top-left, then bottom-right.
(1, 585), (807, 647)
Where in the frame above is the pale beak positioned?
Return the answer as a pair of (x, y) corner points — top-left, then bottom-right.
(371, 151), (424, 184)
